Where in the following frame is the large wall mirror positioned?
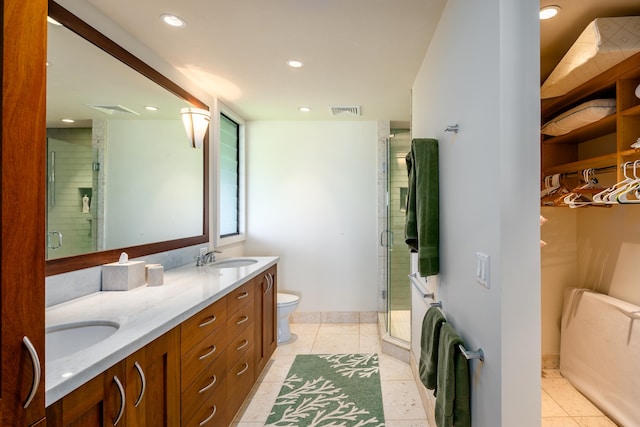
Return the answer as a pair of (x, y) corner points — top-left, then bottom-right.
(46, 1), (209, 276)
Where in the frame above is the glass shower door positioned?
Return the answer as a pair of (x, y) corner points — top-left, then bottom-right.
(386, 131), (412, 342)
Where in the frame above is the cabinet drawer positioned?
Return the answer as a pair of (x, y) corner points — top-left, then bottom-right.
(181, 298), (227, 355)
(227, 349), (256, 420)
(182, 378), (228, 427)
(227, 323), (255, 371)
(227, 281), (255, 314)
(227, 300), (254, 338)
(181, 327), (227, 391)
(181, 354), (227, 424)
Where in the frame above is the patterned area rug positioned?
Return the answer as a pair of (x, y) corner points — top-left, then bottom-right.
(266, 353), (385, 426)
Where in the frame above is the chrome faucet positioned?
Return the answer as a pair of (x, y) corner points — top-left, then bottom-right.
(196, 249), (222, 266)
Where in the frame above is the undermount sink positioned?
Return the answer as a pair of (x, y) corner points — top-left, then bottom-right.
(46, 320), (119, 362)
(207, 258), (258, 268)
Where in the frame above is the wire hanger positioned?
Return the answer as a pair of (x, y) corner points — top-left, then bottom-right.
(616, 161), (640, 204)
(592, 162), (634, 204)
(563, 169), (603, 208)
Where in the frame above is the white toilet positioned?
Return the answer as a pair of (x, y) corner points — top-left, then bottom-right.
(277, 292), (300, 344)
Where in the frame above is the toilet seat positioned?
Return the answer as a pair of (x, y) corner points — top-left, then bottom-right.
(277, 292), (299, 306)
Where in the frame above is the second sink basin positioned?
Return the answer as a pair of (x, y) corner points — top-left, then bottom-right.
(46, 320), (119, 362)
(207, 258), (258, 268)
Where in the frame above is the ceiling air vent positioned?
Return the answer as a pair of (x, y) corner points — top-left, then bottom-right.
(329, 105), (361, 117)
(86, 104), (140, 116)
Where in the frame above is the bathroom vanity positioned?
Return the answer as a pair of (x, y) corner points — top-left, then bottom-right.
(45, 258), (278, 427)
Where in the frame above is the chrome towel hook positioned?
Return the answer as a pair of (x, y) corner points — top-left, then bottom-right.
(445, 124), (459, 133)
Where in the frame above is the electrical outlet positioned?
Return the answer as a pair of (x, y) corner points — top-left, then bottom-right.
(199, 247), (209, 256)
(476, 252), (490, 289)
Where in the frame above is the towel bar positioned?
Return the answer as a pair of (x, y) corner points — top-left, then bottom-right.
(408, 273), (434, 299)
(430, 301), (442, 308)
(445, 124), (459, 133)
(458, 344), (484, 362)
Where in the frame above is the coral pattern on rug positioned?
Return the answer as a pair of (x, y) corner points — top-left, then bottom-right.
(266, 353), (385, 427)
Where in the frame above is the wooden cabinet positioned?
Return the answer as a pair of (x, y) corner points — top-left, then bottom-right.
(124, 328), (180, 427)
(541, 52), (640, 181)
(46, 362), (127, 427)
(1, 0), (48, 425)
(221, 280), (256, 422)
(46, 263), (278, 427)
(47, 328), (180, 427)
(255, 266), (277, 376)
(180, 297), (228, 426)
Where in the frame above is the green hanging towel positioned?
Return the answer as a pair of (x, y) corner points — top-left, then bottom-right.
(434, 323), (471, 427)
(419, 306), (446, 390)
(405, 138), (439, 276)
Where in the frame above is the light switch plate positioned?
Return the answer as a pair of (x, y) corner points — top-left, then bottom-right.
(476, 252), (490, 288)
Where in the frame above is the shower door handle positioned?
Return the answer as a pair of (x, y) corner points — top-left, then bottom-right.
(48, 231), (62, 249)
(380, 230), (394, 248)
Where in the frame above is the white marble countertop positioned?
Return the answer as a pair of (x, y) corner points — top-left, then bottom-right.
(45, 256), (278, 406)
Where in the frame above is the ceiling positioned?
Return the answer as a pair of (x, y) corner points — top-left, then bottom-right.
(53, 0), (640, 124)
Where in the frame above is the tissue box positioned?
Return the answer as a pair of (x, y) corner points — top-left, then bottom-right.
(102, 260), (145, 291)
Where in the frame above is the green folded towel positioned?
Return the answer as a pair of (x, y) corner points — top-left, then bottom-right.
(435, 323), (471, 427)
(404, 138), (439, 276)
(419, 307), (446, 390)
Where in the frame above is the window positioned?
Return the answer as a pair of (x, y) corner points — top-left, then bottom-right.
(219, 113), (240, 237)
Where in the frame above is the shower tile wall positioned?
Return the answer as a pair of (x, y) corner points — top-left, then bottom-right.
(388, 134), (411, 310)
(46, 128), (95, 259)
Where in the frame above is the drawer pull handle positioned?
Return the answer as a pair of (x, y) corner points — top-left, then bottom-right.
(199, 405), (217, 426)
(198, 315), (216, 328)
(133, 361), (146, 408)
(236, 315), (249, 325)
(199, 345), (217, 360)
(236, 363), (249, 376)
(237, 291), (249, 300)
(22, 336), (41, 409)
(199, 375), (217, 394)
(236, 339), (249, 350)
(113, 375), (125, 426)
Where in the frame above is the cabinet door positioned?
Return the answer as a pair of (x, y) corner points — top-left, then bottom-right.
(255, 266), (278, 375)
(125, 328), (180, 427)
(1, 0), (47, 425)
(46, 362), (127, 427)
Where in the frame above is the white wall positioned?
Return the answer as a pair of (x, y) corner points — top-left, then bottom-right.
(104, 120), (203, 248)
(411, 0), (541, 425)
(540, 207), (577, 359)
(577, 205), (640, 306)
(244, 121), (378, 313)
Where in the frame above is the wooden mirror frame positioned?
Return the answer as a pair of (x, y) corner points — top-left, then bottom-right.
(46, 0), (209, 276)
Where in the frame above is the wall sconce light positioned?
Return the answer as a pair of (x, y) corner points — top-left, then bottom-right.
(181, 107), (211, 148)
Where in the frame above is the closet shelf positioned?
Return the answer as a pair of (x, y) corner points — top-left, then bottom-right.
(543, 150), (640, 176)
(543, 153), (618, 176)
(541, 52), (640, 182)
(541, 114), (616, 145)
(621, 104), (640, 117)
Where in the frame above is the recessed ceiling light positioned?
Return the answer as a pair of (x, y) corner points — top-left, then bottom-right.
(160, 14), (186, 27)
(298, 107), (311, 112)
(287, 60), (304, 68)
(539, 5), (560, 20)
(61, 118), (75, 123)
(145, 106), (159, 111)
(47, 16), (62, 26)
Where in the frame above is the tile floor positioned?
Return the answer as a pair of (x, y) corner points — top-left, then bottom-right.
(541, 369), (618, 427)
(231, 322), (431, 426)
(232, 324), (619, 427)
